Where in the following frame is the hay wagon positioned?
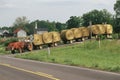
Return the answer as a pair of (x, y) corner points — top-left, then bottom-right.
(32, 31), (61, 49)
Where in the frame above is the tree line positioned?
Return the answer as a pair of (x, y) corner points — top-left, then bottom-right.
(0, 0), (120, 36)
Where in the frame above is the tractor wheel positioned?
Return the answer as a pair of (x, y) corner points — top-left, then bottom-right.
(28, 42), (33, 51)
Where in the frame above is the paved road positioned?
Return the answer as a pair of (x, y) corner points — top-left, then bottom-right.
(0, 65), (50, 80)
(0, 55), (120, 80)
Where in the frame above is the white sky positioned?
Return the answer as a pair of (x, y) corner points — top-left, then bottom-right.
(0, 0), (116, 27)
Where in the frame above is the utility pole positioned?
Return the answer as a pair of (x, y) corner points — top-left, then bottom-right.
(34, 22), (38, 34)
(89, 21), (92, 39)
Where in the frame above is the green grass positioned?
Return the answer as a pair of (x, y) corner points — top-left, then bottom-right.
(16, 40), (120, 72)
(0, 45), (9, 55)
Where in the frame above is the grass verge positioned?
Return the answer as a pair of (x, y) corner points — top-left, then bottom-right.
(0, 45), (9, 55)
(16, 40), (120, 72)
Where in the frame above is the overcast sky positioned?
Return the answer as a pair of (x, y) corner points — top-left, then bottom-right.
(0, 0), (116, 27)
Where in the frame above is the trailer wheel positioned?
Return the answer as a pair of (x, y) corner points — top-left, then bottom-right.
(11, 50), (15, 54)
(70, 40), (73, 44)
(54, 43), (58, 47)
(82, 38), (85, 41)
(39, 45), (43, 49)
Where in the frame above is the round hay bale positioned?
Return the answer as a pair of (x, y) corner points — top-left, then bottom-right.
(50, 31), (61, 42)
(61, 30), (74, 41)
(42, 32), (52, 44)
(71, 28), (82, 39)
(79, 27), (89, 37)
(90, 25), (99, 35)
(33, 34), (43, 45)
(96, 24), (105, 34)
(61, 30), (67, 42)
(104, 24), (113, 34)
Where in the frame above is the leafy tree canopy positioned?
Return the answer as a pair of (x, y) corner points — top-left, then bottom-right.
(114, 0), (120, 33)
(13, 16), (29, 28)
(82, 9), (113, 26)
(66, 16), (83, 29)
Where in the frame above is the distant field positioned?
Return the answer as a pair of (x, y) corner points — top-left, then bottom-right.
(16, 40), (120, 72)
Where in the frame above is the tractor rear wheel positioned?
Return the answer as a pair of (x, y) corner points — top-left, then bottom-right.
(28, 42), (33, 51)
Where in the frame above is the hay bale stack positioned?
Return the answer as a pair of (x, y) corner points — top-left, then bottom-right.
(90, 25), (100, 35)
(61, 30), (74, 41)
(104, 24), (113, 34)
(42, 32), (53, 44)
(71, 28), (82, 39)
(96, 24), (105, 34)
(33, 34), (43, 45)
(61, 30), (67, 41)
(79, 27), (89, 37)
(50, 31), (61, 42)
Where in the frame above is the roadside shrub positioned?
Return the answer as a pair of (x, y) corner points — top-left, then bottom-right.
(97, 35), (106, 40)
(112, 34), (118, 39)
(4, 38), (18, 46)
(0, 46), (7, 54)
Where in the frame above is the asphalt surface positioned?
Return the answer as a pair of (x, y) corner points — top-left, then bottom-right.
(0, 65), (50, 80)
(0, 55), (120, 80)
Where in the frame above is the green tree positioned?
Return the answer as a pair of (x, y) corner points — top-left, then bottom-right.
(100, 9), (113, 24)
(1, 26), (9, 30)
(114, 0), (120, 35)
(36, 20), (57, 31)
(13, 16), (29, 27)
(55, 22), (66, 32)
(12, 16), (30, 35)
(25, 20), (60, 34)
(48, 21), (57, 31)
(66, 16), (83, 29)
(82, 9), (113, 26)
